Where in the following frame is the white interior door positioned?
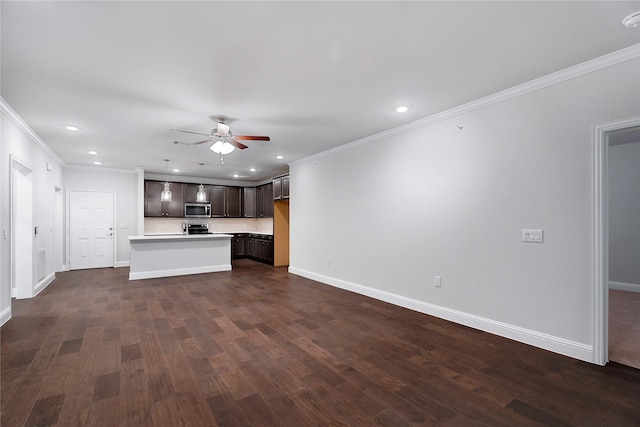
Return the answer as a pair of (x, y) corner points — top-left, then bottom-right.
(69, 191), (114, 270)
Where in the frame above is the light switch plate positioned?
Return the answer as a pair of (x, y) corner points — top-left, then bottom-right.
(522, 229), (543, 243)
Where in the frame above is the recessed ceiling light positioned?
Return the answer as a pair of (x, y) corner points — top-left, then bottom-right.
(233, 174), (240, 178)
(275, 155), (284, 160)
(622, 11), (640, 28)
(249, 168), (256, 172)
(172, 168), (180, 173)
(93, 161), (102, 165)
(88, 150), (98, 155)
(65, 125), (80, 132)
(396, 106), (409, 113)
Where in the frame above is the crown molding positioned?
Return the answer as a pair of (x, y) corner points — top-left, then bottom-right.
(1, 97), (66, 166)
(290, 43), (640, 167)
(64, 164), (137, 174)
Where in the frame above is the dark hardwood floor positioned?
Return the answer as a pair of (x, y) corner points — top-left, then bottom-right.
(2, 259), (639, 426)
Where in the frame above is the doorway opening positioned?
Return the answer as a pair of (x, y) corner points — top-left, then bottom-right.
(593, 117), (640, 367)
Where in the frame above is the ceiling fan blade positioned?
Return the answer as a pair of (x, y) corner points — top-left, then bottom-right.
(233, 135), (270, 141)
(173, 139), (211, 146)
(170, 128), (210, 137)
(228, 139), (249, 150)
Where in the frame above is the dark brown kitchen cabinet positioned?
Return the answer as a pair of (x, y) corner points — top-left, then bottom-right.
(232, 234), (248, 259)
(210, 186), (243, 218)
(247, 234), (273, 264)
(273, 175), (289, 200)
(243, 187), (256, 218)
(256, 183), (273, 218)
(144, 180), (185, 217)
(226, 187), (243, 217)
(232, 233), (272, 264)
(210, 186), (226, 217)
(264, 183), (273, 217)
(185, 183), (210, 203)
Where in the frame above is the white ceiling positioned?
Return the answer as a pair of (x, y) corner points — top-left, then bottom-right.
(2, 1), (639, 182)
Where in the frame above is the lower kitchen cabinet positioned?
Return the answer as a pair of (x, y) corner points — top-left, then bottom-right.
(232, 233), (273, 265)
(231, 234), (248, 258)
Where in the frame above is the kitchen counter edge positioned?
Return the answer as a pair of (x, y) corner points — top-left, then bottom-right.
(130, 234), (233, 242)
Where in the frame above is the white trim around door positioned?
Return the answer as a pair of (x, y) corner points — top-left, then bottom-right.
(592, 116), (640, 366)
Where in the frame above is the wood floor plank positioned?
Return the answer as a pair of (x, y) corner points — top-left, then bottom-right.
(2, 259), (639, 426)
(23, 392), (66, 427)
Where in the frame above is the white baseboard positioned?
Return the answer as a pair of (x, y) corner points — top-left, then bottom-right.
(0, 305), (11, 326)
(34, 272), (55, 297)
(129, 264), (231, 280)
(115, 261), (130, 268)
(289, 267), (593, 363)
(609, 281), (640, 292)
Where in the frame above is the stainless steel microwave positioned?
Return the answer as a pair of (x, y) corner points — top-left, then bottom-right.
(184, 203), (211, 218)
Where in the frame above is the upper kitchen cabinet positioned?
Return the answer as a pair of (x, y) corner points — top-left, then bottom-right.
(243, 187), (256, 218)
(144, 180), (185, 217)
(273, 175), (289, 200)
(210, 186), (243, 218)
(256, 183), (273, 218)
(226, 187), (243, 218)
(185, 183), (210, 203)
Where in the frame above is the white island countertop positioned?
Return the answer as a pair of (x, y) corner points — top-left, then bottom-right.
(130, 233), (233, 242)
(128, 233), (233, 280)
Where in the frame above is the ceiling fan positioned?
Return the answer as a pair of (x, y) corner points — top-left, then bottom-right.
(172, 118), (270, 158)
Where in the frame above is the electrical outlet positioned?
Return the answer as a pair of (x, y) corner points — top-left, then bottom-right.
(434, 276), (441, 288)
(522, 229), (543, 243)
(326, 257), (331, 265)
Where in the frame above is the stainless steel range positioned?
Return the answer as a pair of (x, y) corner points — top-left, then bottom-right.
(187, 223), (212, 235)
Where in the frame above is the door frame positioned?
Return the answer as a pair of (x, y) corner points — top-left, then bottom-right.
(66, 189), (117, 270)
(593, 116), (640, 365)
(10, 155), (34, 299)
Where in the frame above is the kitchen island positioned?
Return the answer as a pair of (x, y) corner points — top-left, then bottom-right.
(128, 233), (233, 280)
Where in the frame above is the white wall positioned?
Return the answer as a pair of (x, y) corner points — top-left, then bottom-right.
(609, 141), (640, 288)
(64, 167), (139, 266)
(1, 100), (64, 324)
(289, 55), (640, 362)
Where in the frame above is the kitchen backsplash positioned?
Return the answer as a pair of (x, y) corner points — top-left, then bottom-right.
(144, 217), (274, 235)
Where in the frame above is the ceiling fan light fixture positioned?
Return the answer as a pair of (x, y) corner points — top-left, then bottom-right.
(217, 122), (231, 136)
(210, 140), (235, 155)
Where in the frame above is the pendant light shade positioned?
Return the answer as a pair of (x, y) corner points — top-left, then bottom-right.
(196, 163), (207, 202)
(160, 159), (172, 202)
(160, 182), (172, 202)
(209, 140), (235, 155)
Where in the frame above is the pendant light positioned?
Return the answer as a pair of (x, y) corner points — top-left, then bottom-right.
(160, 159), (172, 202)
(196, 163), (207, 202)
